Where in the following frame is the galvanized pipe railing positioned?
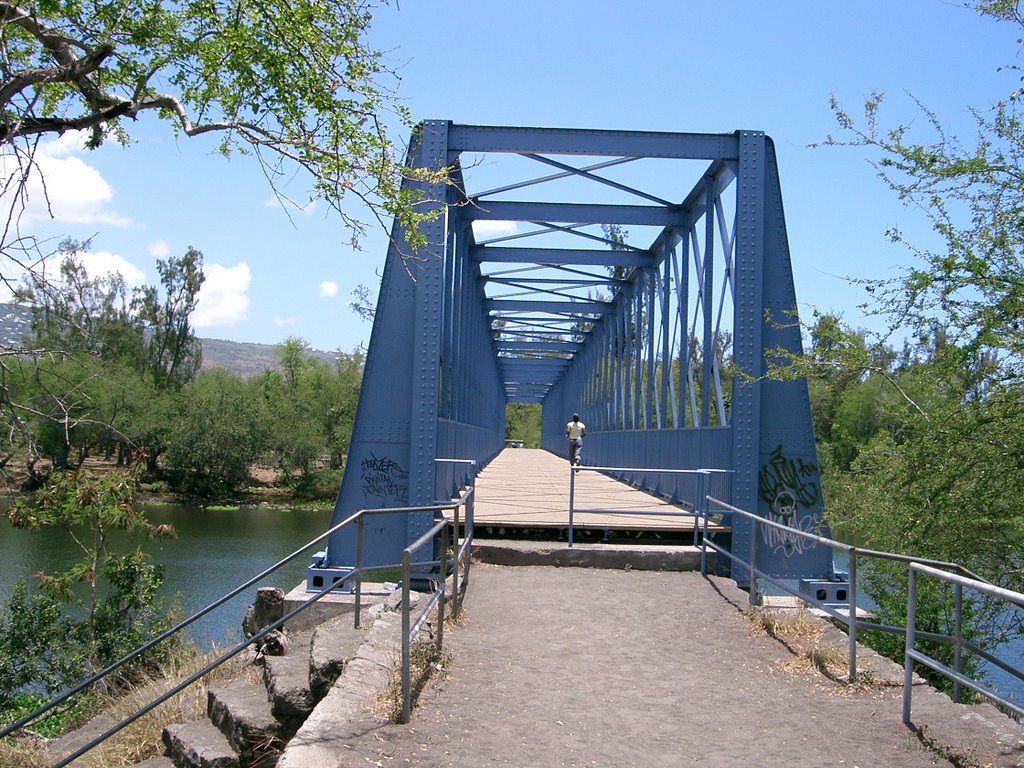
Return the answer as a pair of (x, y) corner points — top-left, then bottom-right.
(0, 505), (367, 741)
(401, 518), (448, 724)
(904, 563), (1024, 724)
(6, 482), (476, 766)
(567, 465), (731, 549)
(702, 497), (1020, 697)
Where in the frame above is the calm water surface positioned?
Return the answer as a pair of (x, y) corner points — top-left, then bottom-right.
(0, 501), (331, 649)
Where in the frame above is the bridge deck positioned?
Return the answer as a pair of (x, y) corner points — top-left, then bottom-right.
(447, 447), (725, 537)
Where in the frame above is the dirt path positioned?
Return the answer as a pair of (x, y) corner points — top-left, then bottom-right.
(335, 565), (1024, 768)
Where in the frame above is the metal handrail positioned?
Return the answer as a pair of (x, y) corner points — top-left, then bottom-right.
(567, 465), (731, 550)
(0, 505), (365, 740)
(399, 480), (476, 723)
(701, 497), (1023, 705)
(7, 480), (477, 766)
(904, 563), (1024, 724)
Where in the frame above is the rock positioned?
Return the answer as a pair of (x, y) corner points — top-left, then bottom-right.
(261, 629), (289, 656)
(242, 587), (285, 639)
(163, 719), (239, 768)
(208, 677), (288, 764)
(262, 633), (315, 724)
(309, 615), (365, 702)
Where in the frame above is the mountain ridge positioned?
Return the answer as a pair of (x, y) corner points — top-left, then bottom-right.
(0, 302), (339, 378)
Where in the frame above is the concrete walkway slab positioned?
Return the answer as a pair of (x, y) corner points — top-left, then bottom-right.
(328, 565), (1024, 768)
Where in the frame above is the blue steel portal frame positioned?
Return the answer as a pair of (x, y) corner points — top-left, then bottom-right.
(308, 122), (832, 590)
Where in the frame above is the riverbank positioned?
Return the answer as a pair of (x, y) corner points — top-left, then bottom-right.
(0, 455), (339, 510)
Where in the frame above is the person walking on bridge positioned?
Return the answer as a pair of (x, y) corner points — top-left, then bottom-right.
(565, 413), (586, 466)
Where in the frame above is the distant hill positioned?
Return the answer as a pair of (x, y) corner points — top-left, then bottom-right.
(0, 303), (336, 378)
(199, 337), (338, 377)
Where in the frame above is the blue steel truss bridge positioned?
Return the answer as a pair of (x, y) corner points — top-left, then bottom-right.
(308, 122), (833, 590)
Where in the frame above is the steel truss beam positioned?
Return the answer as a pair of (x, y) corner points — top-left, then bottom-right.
(316, 121), (832, 589)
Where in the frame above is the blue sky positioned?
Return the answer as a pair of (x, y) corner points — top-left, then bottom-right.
(9, 0), (1019, 353)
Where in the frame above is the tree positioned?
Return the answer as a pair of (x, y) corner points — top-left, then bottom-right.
(276, 337), (310, 392)
(802, 1), (1024, 688)
(2, 463), (179, 710)
(133, 247), (205, 389)
(163, 368), (268, 496)
(0, 0), (435, 253)
(260, 342), (363, 482)
(0, 1), (440, 484)
(3, 241), (203, 477)
(505, 402), (541, 448)
(18, 240), (143, 363)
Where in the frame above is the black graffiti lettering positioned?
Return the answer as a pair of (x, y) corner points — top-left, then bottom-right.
(758, 444), (819, 509)
(361, 452), (408, 479)
(360, 452), (409, 501)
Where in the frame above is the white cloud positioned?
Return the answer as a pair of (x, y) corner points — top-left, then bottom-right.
(0, 131), (131, 227)
(192, 262), (251, 328)
(472, 220), (518, 239)
(274, 316), (297, 327)
(147, 240), (170, 259)
(77, 250), (146, 287)
(319, 280), (339, 298)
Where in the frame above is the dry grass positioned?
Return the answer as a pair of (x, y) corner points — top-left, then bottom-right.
(375, 638), (451, 724)
(749, 606), (849, 678)
(748, 606), (898, 691)
(1, 646), (251, 768)
(780, 643), (850, 678)
(748, 605), (824, 642)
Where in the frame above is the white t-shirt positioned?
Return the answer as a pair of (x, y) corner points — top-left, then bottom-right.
(566, 420), (586, 439)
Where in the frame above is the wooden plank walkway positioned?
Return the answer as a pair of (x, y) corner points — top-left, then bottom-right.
(446, 447), (725, 535)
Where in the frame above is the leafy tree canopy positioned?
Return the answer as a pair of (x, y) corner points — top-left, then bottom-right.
(819, 2), (1024, 384)
(0, 0), (437, 251)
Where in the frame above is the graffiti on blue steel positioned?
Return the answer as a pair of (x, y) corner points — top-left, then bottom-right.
(360, 452), (408, 501)
(757, 445), (820, 556)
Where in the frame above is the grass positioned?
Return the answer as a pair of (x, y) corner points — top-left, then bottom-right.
(748, 606), (849, 679)
(0, 647), (250, 768)
(377, 638), (452, 724)
(2, 693), (89, 740)
(374, 600), (464, 724)
(748, 605), (823, 642)
(747, 605), (900, 688)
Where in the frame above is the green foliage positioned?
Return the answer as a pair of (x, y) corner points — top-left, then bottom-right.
(0, 690), (86, 738)
(0, 583), (82, 713)
(132, 248), (206, 390)
(505, 403), (541, 448)
(1, 467), (181, 719)
(859, 560), (984, 698)
(260, 344), (363, 481)
(163, 369), (269, 496)
(291, 467), (344, 501)
(0, 0), (435, 250)
(790, 4), (1024, 686)
(5, 242), (205, 475)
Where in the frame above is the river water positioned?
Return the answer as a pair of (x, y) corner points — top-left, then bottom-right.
(0, 501), (331, 649)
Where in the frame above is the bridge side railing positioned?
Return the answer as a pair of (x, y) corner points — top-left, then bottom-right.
(703, 497), (1024, 718)
(2, 482), (476, 765)
(904, 563), (1024, 723)
(567, 465), (732, 553)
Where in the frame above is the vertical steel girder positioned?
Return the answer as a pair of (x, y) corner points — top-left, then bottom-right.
(314, 121), (506, 581)
(315, 122), (831, 586)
